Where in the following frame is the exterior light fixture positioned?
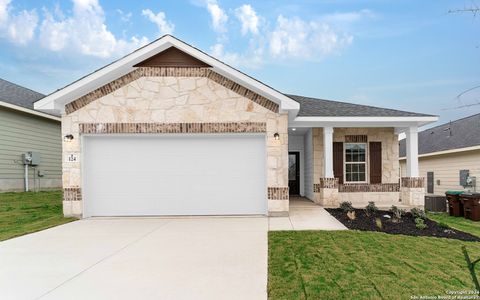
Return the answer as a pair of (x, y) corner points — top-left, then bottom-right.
(292, 128), (296, 131)
(64, 134), (74, 142)
(273, 133), (280, 140)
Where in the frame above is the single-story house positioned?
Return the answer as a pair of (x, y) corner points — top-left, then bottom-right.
(0, 78), (62, 192)
(34, 35), (437, 218)
(400, 113), (480, 195)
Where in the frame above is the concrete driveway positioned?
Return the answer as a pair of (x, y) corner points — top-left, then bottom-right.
(0, 217), (267, 300)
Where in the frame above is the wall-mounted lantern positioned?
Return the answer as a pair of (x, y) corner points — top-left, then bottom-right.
(273, 133), (280, 140)
(64, 134), (74, 142)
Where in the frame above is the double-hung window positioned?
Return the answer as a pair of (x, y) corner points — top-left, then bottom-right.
(345, 143), (367, 182)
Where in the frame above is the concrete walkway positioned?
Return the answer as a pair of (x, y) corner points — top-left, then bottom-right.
(269, 197), (348, 231)
(0, 217), (267, 300)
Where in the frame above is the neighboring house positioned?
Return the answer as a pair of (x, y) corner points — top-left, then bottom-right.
(400, 113), (480, 195)
(34, 35), (437, 218)
(0, 78), (62, 192)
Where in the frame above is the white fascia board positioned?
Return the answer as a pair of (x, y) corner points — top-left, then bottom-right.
(399, 145), (480, 160)
(35, 35), (299, 114)
(290, 116), (438, 128)
(0, 101), (60, 121)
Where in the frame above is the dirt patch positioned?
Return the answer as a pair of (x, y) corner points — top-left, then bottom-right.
(326, 208), (480, 242)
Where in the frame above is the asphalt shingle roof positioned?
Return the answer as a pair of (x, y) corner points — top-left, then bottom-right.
(287, 94), (434, 117)
(399, 113), (480, 157)
(0, 78), (45, 110)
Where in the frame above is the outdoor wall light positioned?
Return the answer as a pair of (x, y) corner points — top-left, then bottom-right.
(64, 134), (74, 142)
(273, 133), (280, 140)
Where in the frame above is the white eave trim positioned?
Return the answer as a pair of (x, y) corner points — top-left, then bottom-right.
(34, 35), (299, 113)
(0, 101), (60, 121)
(399, 144), (480, 160)
(291, 116), (438, 128)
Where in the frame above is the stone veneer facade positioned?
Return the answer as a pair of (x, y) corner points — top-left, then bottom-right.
(311, 127), (409, 207)
(62, 67), (289, 217)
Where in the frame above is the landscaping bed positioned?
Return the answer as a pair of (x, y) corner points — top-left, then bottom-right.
(327, 208), (480, 242)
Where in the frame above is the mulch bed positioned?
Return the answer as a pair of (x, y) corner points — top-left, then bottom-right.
(326, 208), (480, 242)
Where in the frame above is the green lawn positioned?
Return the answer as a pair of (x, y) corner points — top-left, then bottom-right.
(428, 212), (480, 237)
(269, 230), (480, 300)
(0, 191), (77, 241)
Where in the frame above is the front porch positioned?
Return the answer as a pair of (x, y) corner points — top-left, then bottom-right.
(268, 197), (347, 230)
(287, 125), (425, 209)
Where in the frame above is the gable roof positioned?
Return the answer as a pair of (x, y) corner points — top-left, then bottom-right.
(34, 35), (299, 114)
(287, 94), (434, 117)
(0, 78), (59, 121)
(0, 78), (45, 109)
(399, 113), (480, 157)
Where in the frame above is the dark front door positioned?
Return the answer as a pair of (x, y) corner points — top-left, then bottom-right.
(288, 152), (300, 195)
(427, 172), (434, 194)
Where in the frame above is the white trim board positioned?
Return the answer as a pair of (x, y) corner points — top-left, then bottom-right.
(291, 116), (438, 129)
(0, 100), (60, 121)
(399, 145), (480, 160)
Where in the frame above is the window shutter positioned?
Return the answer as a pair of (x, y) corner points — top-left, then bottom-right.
(333, 142), (343, 184)
(369, 142), (382, 184)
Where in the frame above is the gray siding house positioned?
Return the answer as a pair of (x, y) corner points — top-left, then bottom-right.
(0, 78), (62, 192)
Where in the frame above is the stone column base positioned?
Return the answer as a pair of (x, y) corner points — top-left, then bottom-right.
(314, 178), (339, 207)
(400, 177), (425, 207)
(63, 200), (82, 218)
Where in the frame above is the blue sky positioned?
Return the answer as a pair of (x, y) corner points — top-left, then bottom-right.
(0, 0), (479, 127)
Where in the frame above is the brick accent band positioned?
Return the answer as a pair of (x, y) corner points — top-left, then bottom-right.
(63, 187), (82, 201)
(344, 135), (368, 143)
(401, 177), (425, 188)
(65, 67), (279, 114)
(268, 187), (289, 200)
(79, 122), (266, 134)
(339, 183), (400, 193)
(319, 178), (339, 189)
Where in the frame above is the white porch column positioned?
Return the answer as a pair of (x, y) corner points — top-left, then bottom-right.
(405, 126), (419, 177)
(323, 126), (334, 178)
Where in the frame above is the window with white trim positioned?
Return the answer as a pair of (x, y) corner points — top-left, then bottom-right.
(345, 143), (367, 182)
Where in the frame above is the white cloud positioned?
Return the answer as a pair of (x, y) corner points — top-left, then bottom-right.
(206, 0), (228, 33)
(269, 15), (353, 59)
(234, 4), (259, 35)
(142, 9), (174, 36)
(322, 9), (375, 24)
(0, 0), (9, 24)
(116, 9), (132, 23)
(0, 0), (38, 45)
(39, 0), (148, 58)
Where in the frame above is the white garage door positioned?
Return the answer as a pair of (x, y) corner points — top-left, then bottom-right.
(83, 134), (266, 217)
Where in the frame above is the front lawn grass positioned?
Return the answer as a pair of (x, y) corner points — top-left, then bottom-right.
(0, 191), (76, 241)
(269, 230), (480, 300)
(428, 212), (480, 237)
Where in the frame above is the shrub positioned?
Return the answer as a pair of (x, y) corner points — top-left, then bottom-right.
(411, 207), (426, 219)
(415, 217), (427, 230)
(438, 222), (450, 229)
(339, 201), (354, 212)
(390, 205), (406, 222)
(364, 201), (378, 217)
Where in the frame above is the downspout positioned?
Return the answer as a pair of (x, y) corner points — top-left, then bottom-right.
(24, 164), (29, 192)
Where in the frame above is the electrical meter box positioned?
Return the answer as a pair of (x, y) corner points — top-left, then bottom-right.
(22, 152), (40, 166)
(460, 169), (469, 186)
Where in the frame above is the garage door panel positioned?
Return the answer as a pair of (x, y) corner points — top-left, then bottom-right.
(83, 134), (266, 216)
